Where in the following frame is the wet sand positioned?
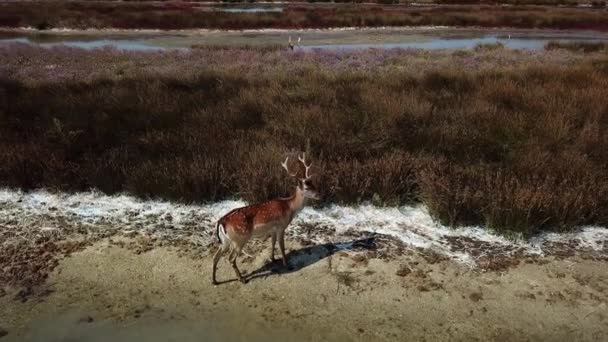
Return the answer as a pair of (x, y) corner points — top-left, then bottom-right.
(1, 238), (607, 342)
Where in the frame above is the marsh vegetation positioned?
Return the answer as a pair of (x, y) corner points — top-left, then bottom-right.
(1, 45), (608, 235)
(1, 1), (608, 31)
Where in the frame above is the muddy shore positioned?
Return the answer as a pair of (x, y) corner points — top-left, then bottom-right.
(1, 236), (607, 342)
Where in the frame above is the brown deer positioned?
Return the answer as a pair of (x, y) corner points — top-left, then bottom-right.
(212, 153), (319, 285)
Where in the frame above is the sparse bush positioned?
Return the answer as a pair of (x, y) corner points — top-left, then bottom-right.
(545, 41), (608, 53)
(418, 160), (608, 235)
(35, 21), (52, 30)
(474, 42), (505, 52)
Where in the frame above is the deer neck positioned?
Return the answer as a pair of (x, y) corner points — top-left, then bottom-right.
(287, 186), (306, 215)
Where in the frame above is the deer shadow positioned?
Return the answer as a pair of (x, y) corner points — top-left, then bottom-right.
(241, 236), (378, 283)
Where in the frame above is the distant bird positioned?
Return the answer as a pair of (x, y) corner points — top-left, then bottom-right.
(297, 36), (302, 46)
(288, 36), (294, 50)
(508, 34), (511, 40)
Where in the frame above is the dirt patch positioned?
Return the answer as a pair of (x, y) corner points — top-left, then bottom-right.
(396, 264), (412, 277)
(469, 292), (483, 302)
(0, 237), (94, 300)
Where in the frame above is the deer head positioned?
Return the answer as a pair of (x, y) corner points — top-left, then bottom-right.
(281, 153), (319, 200)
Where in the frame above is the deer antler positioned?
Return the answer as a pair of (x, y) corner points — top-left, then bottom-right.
(281, 157), (297, 177)
(298, 153), (313, 180)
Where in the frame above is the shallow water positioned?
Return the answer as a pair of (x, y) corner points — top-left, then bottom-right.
(0, 37), (165, 51)
(1, 28), (607, 51)
(216, 7), (283, 13)
(304, 36), (562, 50)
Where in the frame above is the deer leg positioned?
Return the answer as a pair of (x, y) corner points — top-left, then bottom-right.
(229, 249), (247, 284)
(278, 231), (288, 267)
(212, 240), (232, 285)
(212, 235), (232, 285)
(269, 233), (277, 262)
(212, 247), (223, 285)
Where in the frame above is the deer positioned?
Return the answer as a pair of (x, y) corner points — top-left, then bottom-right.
(288, 36), (302, 50)
(212, 153), (319, 285)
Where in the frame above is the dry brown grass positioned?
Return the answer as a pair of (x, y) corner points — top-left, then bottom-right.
(1, 2), (608, 30)
(1, 46), (607, 234)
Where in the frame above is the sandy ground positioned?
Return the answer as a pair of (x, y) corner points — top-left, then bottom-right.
(1, 237), (607, 342)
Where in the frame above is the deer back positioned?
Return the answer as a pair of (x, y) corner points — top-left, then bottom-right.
(220, 199), (293, 236)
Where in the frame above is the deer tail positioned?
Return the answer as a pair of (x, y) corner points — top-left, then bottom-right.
(216, 221), (228, 247)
